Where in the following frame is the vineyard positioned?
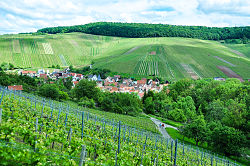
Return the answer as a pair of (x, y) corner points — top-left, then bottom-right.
(0, 87), (241, 165)
(135, 54), (159, 76)
(0, 33), (249, 80)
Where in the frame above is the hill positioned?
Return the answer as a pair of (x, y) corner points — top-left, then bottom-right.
(0, 32), (249, 81)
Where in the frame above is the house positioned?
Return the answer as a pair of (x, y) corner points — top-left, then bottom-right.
(114, 75), (121, 79)
(38, 69), (45, 74)
(76, 74), (83, 80)
(97, 75), (102, 82)
(21, 71), (37, 77)
(8, 85), (23, 91)
(214, 77), (226, 81)
(72, 81), (79, 88)
(64, 67), (70, 73)
(138, 92), (144, 98)
(88, 75), (97, 81)
(105, 76), (113, 83)
(110, 87), (118, 93)
(39, 74), (48, 80)
(137, 79), (147, 85)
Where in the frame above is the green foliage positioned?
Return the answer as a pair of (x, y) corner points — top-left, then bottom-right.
(71, 79), (100, 100)
(99, 92), (142, 116)
(210, 125), (246, 156)
(181, 115), (208, 146)
(167, 109), (187, 122)
(78, 96), (95, 108)
(37, 22), (250, 40)
(170, 96), (197, 122)
(39, 84), (59, 100)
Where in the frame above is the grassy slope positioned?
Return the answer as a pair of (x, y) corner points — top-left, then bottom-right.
(0, 33), (249, 80)
(223, 43), (250, 58)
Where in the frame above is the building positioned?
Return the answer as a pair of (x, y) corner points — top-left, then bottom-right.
(8, 85), (23, 91)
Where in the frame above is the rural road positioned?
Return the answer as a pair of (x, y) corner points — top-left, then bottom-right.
(150, 117), (177, 140)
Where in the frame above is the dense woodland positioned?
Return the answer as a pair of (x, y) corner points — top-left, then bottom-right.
(37, 22), (250, 40)
(143, 78), (249, 159)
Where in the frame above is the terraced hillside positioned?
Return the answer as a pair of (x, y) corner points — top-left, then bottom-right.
(0, 33), (249, 81)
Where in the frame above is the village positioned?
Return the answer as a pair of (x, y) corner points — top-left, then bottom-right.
(11, 68), (169, 98)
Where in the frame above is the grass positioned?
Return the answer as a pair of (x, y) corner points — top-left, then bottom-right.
(0, 33), (249, 81)
(162, 119), (183, 128)
(166, 127), (206, 147)
(223, 43), (250, 58)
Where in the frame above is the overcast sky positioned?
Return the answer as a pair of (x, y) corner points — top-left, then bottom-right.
(0, 0), (249, 34)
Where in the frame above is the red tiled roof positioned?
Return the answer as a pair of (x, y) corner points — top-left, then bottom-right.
(70, 73), (76, 76)
(73, 81), (79, 85)
(40, 74), (48, 79)
(8, 85), (23, 91)
(138, 93), (144, 98)
(137, 80), (147, 85)
(22, 71), (36, 74)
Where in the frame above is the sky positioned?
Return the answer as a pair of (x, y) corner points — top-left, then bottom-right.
(0, 0), (249, 34)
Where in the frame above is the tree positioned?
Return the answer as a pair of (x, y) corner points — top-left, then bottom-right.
(210, 125), (246, 156)
(144, 97), (154, 114)
(63, 77), (73, 91)
(39, 84), (59, 100)
(71, 79), (100, 100)
(182, 115), (208, 146)
(205, 100), (226, 122)
(9, 63), (14, 70)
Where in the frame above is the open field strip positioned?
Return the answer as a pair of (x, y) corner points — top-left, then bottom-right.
(181, 64), (201, 80)
(59, 54), (68, 66)
(42, 43), (54, 54)
(216, 66), (244, 81)
(214, 56), (236, 67)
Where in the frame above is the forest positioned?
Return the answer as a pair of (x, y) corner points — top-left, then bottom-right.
(37, 22), (250, 40)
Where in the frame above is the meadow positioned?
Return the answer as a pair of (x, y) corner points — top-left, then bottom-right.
(0, 33), (249, 81)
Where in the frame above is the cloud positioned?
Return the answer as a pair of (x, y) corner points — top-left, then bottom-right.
(0, 0), (249, 34)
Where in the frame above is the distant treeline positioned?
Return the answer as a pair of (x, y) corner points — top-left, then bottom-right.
(37, 22), (250, 40)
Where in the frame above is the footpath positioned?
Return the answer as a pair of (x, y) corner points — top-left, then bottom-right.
(150, 117), (178, 140)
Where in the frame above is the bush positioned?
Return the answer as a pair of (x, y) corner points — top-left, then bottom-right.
(39, 84), (59, 100)
(78, 97), (95, 108)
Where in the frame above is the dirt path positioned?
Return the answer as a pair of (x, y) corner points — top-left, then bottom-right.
(124, 46), (142, 55)
(150, 117), (177, 140)
(216, 66), (244, 82)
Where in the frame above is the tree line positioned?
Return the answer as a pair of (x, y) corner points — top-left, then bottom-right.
(37, 22), (250, 40)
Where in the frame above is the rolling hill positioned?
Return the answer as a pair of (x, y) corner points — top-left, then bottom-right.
(0, 32), (249, 81)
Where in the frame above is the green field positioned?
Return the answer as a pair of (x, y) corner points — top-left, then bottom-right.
(223, 43), (250, 58)
(0, 33), (249, 81)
